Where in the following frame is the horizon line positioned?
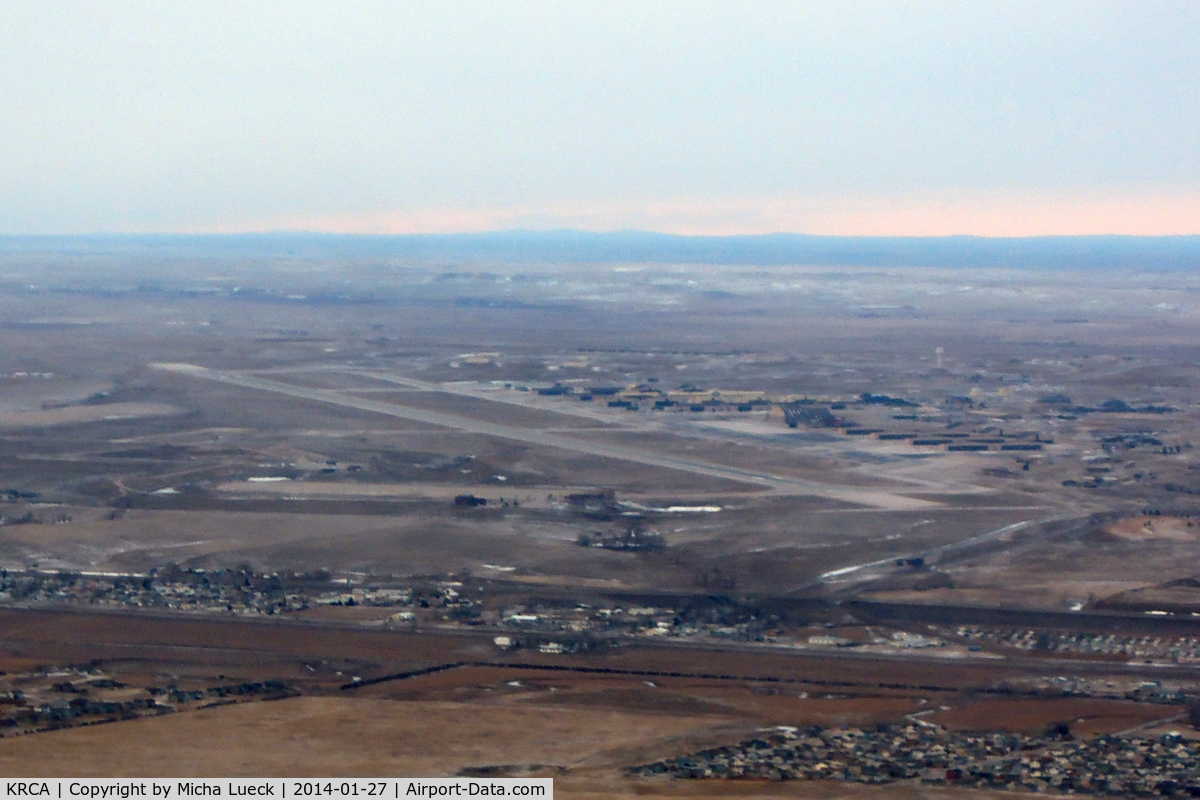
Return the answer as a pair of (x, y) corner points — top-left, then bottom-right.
(5, 228), (1200, 241)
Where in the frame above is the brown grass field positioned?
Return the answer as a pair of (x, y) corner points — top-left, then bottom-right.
(930, 697), (1181, 737)
(0, 695), (1028, 798)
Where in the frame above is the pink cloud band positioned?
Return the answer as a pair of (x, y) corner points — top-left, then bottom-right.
(184, 192), (1200, 237)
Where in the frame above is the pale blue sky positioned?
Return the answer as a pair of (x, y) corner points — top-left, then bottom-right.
(2, 1), (1198, 235)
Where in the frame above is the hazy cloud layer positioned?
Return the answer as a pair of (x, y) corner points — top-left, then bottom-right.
(2, 2), (1197, 235)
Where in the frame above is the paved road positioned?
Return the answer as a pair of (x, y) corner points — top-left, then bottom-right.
(154, 362), (937, 510)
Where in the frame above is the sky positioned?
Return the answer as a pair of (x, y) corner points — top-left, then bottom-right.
(2, 1), (1198, 237)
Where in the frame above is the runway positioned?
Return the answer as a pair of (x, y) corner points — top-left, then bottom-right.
(155, 362), (939, 511)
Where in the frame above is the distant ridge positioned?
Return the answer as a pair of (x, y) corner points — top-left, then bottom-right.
(2, 230), (1199, 270)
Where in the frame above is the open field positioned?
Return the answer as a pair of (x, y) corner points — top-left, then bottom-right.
(0, 401), (179, 428)
(0, 696), (745, 778)
(0, 696), (1036, 799)
(930, 698), (1181, 738)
